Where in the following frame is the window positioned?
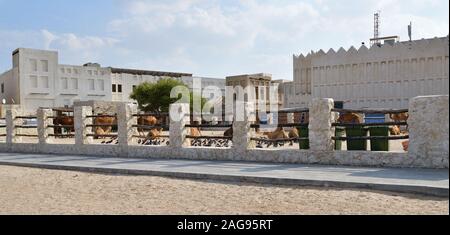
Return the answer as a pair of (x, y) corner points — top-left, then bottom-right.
(41, 76), (49, 88)
(30, 76), (38, 88)
(1, 83), (4, 93)
(98, 80), (105, 91)
(88, 79), (95, 90)
(88, 70), (93, 76)
(94, 71), (98, 76)
(60, 68), (65, 74)
(74, 69), (79, 75)
(66, 68), (72, 74)
(40, 60), (48, 72)
(30, 59), (37, 72)
(112, 84), (117, 92)
(118, 84), (122, 93)
(61, 78), (68, 89)
(71, 78), (78, 90)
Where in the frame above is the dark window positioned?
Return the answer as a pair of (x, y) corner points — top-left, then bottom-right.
(1, 83), (4, 94)
(112, 84), (117, 92)
(118, 84), (122, 93)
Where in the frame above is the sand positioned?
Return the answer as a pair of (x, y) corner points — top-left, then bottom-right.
(0, 165), (447, 215)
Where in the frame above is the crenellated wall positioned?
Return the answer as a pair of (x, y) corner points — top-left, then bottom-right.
(286, 37), (449, 109)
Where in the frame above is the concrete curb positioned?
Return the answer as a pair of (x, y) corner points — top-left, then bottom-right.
(1, 160), (448, 198)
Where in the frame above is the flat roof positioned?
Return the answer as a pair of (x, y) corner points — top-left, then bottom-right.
(109, 67), (192, 77)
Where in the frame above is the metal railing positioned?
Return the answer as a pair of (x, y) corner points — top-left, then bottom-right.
(332, 108), (409, 151)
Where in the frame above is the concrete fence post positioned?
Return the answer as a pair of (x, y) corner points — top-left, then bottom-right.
(117, 103), (138, 153)
(408, 95), (449, 168)
(5, 107), (21, 144)
(309, 98), (335, 151)
(37, 108), (54, 144)
(74, 106), (93, 146)
(232, 102), (256, 152)
(169, 103), (190, 148)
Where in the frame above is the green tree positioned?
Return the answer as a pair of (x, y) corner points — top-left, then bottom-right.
(130, 78), (208, 114)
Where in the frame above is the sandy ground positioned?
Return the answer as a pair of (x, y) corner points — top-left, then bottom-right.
(0, 165), (447, 215)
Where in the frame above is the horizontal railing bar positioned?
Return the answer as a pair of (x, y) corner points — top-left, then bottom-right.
(185, 124), (232, 128)
(47, 125), (74, 128)
(332, 108), (409, 114)
(251, 123), (309, 128)
(132, 113), (169, 117)
(47, 116), (74, 119)
(332, 122), (408, 127)
(86, 134), (118, 138)
(16, 134), (38, 137)
(132, 135), (170, 139)
(15, 125), (38, 129)
(278, 108), (310, 114)
(86, 124), (118, 127)
(15, 116), (37, 119)
(186, 135), (233, 140)
(51, 108), (74, 112)
(86, 115), (117, 118)
(250, 137), (309, 142)
(48, 134), (75, 137)
(332, 135), (409, 141)
(132, 124), (169, 129)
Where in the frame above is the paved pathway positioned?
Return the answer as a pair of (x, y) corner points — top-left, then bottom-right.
(0, 152), (448, 197)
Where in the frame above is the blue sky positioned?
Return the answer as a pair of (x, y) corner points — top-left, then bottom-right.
(0, 0), (448, 80)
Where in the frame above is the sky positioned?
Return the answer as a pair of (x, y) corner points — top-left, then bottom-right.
(0, 0), (448, 80)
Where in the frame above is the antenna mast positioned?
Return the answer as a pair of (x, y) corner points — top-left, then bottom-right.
(372, 11), (381, 46)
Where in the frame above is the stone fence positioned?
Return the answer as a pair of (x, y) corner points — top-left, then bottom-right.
(0, 95), (448, 169)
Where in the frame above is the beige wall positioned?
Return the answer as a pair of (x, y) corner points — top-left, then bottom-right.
(287, 37), (450, 109)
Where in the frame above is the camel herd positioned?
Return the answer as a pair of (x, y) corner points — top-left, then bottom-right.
(49, 110), (410, 151)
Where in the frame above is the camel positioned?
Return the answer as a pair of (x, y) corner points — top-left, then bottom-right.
(389, 125), (402, 135)
(338, 113), (364, 124)
(53, 114), (74, 136)
(402, 141), (409, 151)
(137, 115), (159, 136)
(390, 113), (409, 123)
(263, 127), (289, 140)
(93, 115), (117, 139)
(288, 128), (299, 139)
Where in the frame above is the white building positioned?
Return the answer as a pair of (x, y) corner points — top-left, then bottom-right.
(0, 48), (225, 113)
(283, 36), (449, 109)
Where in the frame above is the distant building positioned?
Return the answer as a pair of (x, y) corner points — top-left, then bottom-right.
(283, 36), (449, 109)
(0, 48), (225, 113)
(225, 73), (285, 110)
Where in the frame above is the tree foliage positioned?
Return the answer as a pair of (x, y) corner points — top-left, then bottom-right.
(130, 78), (208, 114)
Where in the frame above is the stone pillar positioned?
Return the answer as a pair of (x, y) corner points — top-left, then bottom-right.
(408, 95), (449, 167)
(74, 106), (93, 146)
(5, 107), (21, 144)
(117, 103), (138, 148)
(169, 103), (190, 148)
(37, 108), (54, 144)
(309, 98), (334, 151)
(232, 102), (256, 152)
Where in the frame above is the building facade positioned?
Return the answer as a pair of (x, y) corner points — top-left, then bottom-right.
(283, 36), (449, 109)
(0, 48), (225, 113)
(225, 73), (285, 110)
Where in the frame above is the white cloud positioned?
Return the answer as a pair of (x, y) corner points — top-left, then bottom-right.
(42, 30), (119, 51)
(1, 0), (447, 79)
